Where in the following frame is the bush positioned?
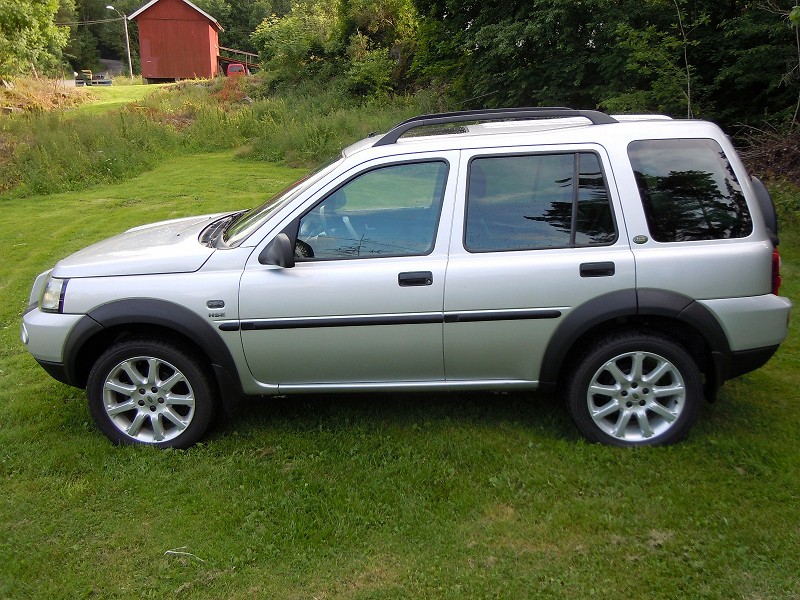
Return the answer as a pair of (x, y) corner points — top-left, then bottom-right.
(346, 33), (395, 97)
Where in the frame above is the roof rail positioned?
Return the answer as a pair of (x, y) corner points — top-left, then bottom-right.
(372, 107), (618, 147)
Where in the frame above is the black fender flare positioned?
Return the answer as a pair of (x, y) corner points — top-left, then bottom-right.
(538, 289), (730, 390)
(63, 299), (243, 403)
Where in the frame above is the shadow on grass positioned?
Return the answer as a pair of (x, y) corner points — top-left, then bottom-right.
(220, 389), (577, 442)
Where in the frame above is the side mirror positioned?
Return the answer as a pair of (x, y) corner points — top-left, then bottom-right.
(259, 232), (295, 268)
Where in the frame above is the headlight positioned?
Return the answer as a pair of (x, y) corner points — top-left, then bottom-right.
(40, 276), (68, 313)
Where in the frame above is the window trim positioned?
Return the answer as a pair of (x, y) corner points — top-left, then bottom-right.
(462, 150), (618, 254)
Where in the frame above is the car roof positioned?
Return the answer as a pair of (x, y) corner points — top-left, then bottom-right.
(341, 112), (720, 160)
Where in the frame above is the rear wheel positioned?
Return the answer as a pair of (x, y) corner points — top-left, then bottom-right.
(566, 331), (702, 446)
(87, 339), (217, 448)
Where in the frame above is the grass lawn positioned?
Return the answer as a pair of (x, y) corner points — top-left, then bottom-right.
(67, 82), (170, 116)
(0, 151), (798, 598)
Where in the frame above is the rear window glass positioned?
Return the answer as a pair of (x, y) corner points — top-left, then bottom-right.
(628, 139), (752, 242)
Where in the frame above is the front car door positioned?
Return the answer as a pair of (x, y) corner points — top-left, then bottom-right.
(238, 152), (459, 390)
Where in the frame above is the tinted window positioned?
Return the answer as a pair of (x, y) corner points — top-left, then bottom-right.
(465, 152), (615, 252)
(297, 161), (448, 260)
(628, 139), (752, 242)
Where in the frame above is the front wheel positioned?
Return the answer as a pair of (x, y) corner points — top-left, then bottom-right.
(87, 338), (217, 448)
(565, 332), (702, 446)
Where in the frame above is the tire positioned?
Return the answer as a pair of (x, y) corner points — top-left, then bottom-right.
(565, 331), (702, 447)
(87, 338), (217, 448)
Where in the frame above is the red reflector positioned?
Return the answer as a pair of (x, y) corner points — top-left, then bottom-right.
(772, 249), (782, 295)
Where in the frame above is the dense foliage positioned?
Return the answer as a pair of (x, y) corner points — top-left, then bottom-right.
(408, 0), (800, 127)
(0, 0), (69, 76)
(243, 0), (800, 128)
(2, 0), (799, 130)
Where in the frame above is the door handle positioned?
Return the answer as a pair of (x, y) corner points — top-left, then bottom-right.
(398, 271), (433, 286)
(580, 262), (615, 277)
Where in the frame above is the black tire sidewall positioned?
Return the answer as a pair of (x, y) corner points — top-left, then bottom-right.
(87, 339), (216, 449)
(566, 332), (702, 447)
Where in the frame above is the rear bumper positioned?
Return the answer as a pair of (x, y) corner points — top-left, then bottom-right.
(725, 345), (780, 381)
(700, 295), (792, 352)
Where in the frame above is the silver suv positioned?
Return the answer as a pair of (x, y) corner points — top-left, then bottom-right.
(21, 108), (792, 448)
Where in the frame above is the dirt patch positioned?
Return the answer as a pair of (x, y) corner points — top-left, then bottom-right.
(1, 78), (88, 113)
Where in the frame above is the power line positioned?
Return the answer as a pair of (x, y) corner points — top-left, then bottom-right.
(56, 17), (122, 26)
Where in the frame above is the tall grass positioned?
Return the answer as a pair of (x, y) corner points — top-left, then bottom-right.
(0, 78), (85, 113)
(0, 77), (444, 198)
(770, 180), (800, 226)
(239, 88), (443, 165)
(1, 110), (180, 196)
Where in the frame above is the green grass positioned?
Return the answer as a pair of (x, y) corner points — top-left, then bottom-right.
(1, 156), (799, 596)
(0, 152), (800, 599)
(67, 82), (168, 116)
(0, 80), (437, 197)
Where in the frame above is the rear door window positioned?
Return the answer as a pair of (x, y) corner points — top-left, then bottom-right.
(464, 152), (616, 252)
(628, 139), (752, 242)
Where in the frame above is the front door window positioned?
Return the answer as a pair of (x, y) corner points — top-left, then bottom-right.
(297, 161), (449, 260)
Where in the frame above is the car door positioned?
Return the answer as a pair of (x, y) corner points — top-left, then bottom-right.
(443, 146), (636, 383)
(238, 152), (459, 389)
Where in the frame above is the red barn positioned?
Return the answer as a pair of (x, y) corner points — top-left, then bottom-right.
(129, 0), (223, 82)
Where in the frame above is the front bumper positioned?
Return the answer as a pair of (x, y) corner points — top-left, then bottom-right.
(21, 305), (84, 374)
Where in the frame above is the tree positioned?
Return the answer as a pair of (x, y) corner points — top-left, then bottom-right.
(783, 3), (799, 127)
(250, 0), (421, 94)
(60, 0), (142, 74)
(411, 0), (642, 108)
(711, 2), (799, 126)
(251, 0), (341, 80)
(193, 0), (282, 52)
(604, 1), (708, 118)
(0, 0), (70, 76)
(340, 0), (419, 93)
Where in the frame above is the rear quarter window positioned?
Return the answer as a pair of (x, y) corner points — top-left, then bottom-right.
(628, 139), (752, 242)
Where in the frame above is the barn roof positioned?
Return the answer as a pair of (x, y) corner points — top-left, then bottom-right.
(128, 0), (224, 31)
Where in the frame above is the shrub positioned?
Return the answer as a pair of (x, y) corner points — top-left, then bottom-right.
(346, 33), (395, 97)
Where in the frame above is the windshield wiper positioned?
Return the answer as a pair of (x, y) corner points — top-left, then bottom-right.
(200, 212), (246, 248)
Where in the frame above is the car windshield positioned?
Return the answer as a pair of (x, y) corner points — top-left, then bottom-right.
(222, 157), (343, 246)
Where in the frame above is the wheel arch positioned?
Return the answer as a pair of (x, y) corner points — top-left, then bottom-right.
(539, 289), (731, 398)
(63, 299), (244, 409)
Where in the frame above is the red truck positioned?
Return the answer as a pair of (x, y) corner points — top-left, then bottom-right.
(226, 63), (249, 77)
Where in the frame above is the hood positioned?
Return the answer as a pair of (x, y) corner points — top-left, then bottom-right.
(52, 213), (232, 278)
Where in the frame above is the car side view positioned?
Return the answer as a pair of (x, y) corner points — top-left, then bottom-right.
(21, 108), (792, 448)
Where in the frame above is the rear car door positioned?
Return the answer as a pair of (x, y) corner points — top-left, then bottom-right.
(443, 146), (636, 383)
